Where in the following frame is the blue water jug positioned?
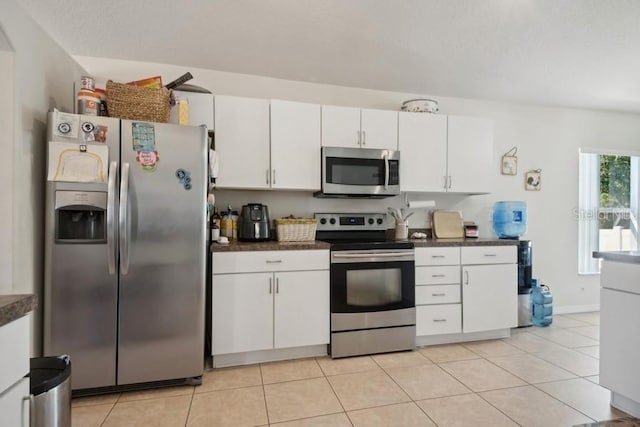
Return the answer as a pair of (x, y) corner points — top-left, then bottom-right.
(531, 279), (553, 327)
(492, 201), (527, 238)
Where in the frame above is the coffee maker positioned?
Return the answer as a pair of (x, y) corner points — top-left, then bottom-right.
(238, 204), (271, 241)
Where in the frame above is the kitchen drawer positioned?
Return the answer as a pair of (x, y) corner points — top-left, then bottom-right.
(213, 250), (329, 274)
(416, 304), (461, 336)
(0, 315), (29, 393)
(416, 266), (460, 285)
(415, 247), (460, 266)
(416, 284), (461, 305)
(461, 246), (516, 265)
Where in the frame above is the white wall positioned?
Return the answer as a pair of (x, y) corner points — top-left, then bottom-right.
(76, 56), (640, 313)
(0, 30), (14, 294)
(0, 0), (87, 354)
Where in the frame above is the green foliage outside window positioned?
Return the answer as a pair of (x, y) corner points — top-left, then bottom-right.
(599, 155), (630, 228)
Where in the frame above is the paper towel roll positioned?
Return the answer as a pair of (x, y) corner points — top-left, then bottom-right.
(407, 200), (436, 209)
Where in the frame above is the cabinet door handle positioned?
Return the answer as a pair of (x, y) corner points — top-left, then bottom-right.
(448, 176), (452, 189)
(362, 130), (366, 146)
(464, 270), (469, 285)
(266, 260), (283, 264)
(266, 169), (270, 185)
(432, 274), (445, 278)
(22, 394), (34, 427)
(432, 292), (446, 297)
(443, 175), (448, 189)
(276, 277), (279, 294)
(272, 169), (276, 185)
(357, 130), (361, 146)
(433, 318), (447, 322)
(269, 277), (272, 294)
(483, 253), (497, 257)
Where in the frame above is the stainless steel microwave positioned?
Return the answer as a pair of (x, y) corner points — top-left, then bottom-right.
(316, 147), (400, 198)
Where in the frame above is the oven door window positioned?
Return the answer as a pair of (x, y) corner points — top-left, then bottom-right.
(332, 261), (415, 313)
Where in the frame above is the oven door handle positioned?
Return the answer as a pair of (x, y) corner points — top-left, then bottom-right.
(333, 252), (412, 259)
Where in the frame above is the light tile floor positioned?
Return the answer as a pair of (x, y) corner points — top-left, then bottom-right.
(71, 312), (637, 426)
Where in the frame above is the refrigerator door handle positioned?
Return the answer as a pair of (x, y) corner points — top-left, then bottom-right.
(106, 161), (118, 275)
(119, 162), (131, 275)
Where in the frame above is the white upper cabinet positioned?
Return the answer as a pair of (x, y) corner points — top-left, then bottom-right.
(398, 113), (493, 194)
(321, 105), (398, 150)
(270, 100), (321, 190)
(398, 112), (447, 192)
(214, 96), (321, 191)
(360, 108), (399, 150)
(446, 115), (493, 194)
(214, 95), (271, 189)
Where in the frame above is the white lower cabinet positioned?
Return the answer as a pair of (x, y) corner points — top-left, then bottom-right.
(274, 271), (330, 348)
(212, 272), (274, 354)
(0, 314), (30, 427)
(461, 248), (517, 333)
(212, 250), (329, 355)
(0, 377), (29, 427)
(415, 245), (517, 338)
(417, 304), (461, 336)
(415, 249), (462, 336)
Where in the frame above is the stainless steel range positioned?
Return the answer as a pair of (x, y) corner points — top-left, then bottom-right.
(315, 212), (416, 358)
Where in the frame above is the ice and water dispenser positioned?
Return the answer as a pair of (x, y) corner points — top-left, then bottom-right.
(54, 191), (107, 242)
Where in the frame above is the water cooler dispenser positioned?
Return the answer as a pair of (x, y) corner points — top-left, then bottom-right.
(493, 201), (533, 327)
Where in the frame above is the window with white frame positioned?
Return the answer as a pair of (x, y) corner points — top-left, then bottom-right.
(578, 149), (640, 274)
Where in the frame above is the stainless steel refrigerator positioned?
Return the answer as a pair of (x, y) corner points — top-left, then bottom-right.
(43, 110), (207, 392)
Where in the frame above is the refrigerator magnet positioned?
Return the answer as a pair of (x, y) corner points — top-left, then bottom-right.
(136, 150), (159, 172)
(55, 112), (79, 138)
(132, 122), (156, 152)
(176, 169), (192, 190)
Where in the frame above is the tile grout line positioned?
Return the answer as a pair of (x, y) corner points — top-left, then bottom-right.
(182, 386), (196, 427)
(317, 356), (356, 427)
(258, 363), (271, 426)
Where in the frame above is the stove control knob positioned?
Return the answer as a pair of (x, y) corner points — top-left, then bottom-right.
(329, 218), (336, 225)
(319, 218), (327, 225)
(368, 218), (374, 225)
(377, 218), (384, 225)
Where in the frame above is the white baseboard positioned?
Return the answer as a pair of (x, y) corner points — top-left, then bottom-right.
(554, 304), (600, 314)
(212, 345), (328, 368)
(416, 329), (511, 347)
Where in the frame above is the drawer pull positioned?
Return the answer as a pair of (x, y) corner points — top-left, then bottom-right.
(431, 293), (446, 297)
(431, 255), (445, 258)
(431, 274), (445, 278)
(483, 254), (497, 257)
(433, 318), (447, 322)
(266, 260), (283, 264)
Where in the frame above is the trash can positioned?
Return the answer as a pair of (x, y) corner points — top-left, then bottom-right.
(29, 355), (71, 427)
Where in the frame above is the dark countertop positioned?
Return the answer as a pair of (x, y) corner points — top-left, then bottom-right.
(211, 240), (332, 252)
(411, 238), (519, 247)
(211, 238), (516, 252)
(0, 294), (37, 327)
(593, 250), (640, 264)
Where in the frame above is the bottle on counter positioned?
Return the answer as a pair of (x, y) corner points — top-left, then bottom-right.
(231, 210), (239, 241)
(220, 205), (233, 239)
(211, 208), (221, 242)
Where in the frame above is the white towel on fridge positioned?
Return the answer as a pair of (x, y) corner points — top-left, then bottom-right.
(209, 149), (219, 179)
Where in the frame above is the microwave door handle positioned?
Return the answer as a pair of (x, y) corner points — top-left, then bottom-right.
(384, 152), (390, 190)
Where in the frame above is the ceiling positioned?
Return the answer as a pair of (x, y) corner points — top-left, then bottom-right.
(16, 0), (640, 114)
